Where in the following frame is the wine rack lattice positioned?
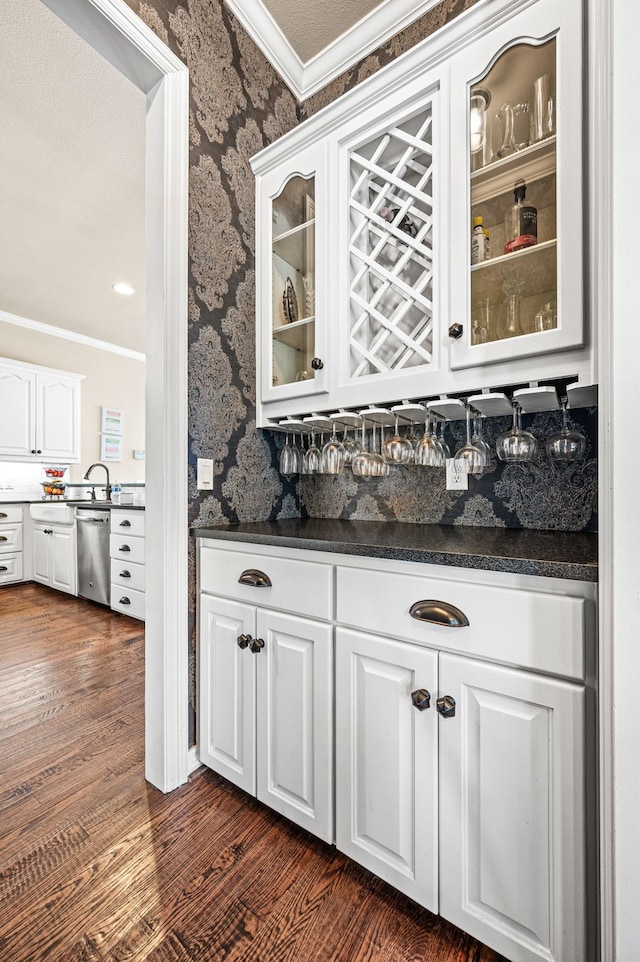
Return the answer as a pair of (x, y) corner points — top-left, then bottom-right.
(348, 102), (436, 379)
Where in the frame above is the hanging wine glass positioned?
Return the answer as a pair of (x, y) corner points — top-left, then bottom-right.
(302, 430), (322, 474)
(352, 422), (373, 478)
(496, 404), (538, 462)
(415, 416), (445, 467)
(279, 430), (300, 476)
(470, 415), (492, 477)
(438, 419), (451, 460)
(321, 422), (345, 474)
(368, 422), (389, 477)
(545, 398), (586, 461)
(342, 425), (362, 466)
(455, 407), (486, 474)
(383, 413), (414, 464)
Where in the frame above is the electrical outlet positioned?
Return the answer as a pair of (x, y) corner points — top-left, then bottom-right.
(445, 458), (469, 491)
(197, 458), (214, 490)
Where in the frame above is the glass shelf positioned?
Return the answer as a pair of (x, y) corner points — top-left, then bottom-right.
(272, 219), (315, 274)
(273, 315), (315, 351)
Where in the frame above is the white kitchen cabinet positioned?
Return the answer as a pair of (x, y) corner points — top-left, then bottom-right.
(438, 652), (585, 962)
(32, 521), (76, 594)
(335, 627), (439, 912)
(0, 357), (82, 462)
(110, 510), (145, 620)
(251, 0), (591, 429)
(0, 504), (26, 585)
(198, 546), (334, 843)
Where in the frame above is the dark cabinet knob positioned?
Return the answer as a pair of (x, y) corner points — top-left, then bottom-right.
(411, 689), (431, 711)
(119, 544), (131, 552)
(436, 695), (456, 718)
(120, 570), (131, 578)
(237, 633), (252, 649)
(37, 449), (42, 454)
(448, 323), (463, 339)
(119, 597), (131, 605)
(249, 637), (265, 654)
(311, 357), (324, 370)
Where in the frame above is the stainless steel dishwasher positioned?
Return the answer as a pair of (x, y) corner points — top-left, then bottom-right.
(76, 508), (110, 606)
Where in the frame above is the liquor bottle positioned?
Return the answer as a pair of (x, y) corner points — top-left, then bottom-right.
(379, 206), (418, 237)
(504, 180), (537, 254)
(471, 215), (487, 264)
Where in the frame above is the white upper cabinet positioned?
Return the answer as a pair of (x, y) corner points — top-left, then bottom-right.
(0, 357), (83, 462)
(252, 0), (589, 428)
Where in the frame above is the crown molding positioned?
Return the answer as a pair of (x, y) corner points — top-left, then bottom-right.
(0, 309), (146, 361)
(224, 0), (441, 101)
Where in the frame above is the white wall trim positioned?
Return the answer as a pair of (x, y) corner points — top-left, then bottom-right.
(0, 309), (146, 362)
(43, 0), (190, 795)
(187, 745), (202, 776)
(225, 0), (442, 101)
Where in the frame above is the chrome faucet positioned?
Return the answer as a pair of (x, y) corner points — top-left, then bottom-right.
(83, 462), (112, 500)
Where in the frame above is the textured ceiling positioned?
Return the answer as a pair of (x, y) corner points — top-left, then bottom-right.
(262, 0), (383, 62)
(0, 0), (146, 354)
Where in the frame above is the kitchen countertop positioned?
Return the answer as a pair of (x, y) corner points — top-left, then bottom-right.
(192, 519), (598, 582)
(0, 499), (144, 510)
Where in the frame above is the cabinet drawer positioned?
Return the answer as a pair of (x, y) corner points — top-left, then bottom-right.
(0, 554), (23, 584)
(0, 523), (23, 553)
(199, 544), (333, 621)
(110, 533), (145, 566)
(336, 566), (586, 680)
(0, 506), (23, 523)
(110, 558), (145, 593)
(111, 584), (145, 620)
(110, 510), (145, 537)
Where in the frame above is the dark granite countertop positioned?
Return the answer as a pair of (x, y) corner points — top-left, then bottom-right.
(0, 499), (144, 509)
(192, 519), (598, 582)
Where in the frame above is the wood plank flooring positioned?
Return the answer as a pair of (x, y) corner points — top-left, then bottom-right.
(0, 583), (507, 962)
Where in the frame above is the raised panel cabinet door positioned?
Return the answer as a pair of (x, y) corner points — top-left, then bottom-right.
(51, 526), (77, 595)
(198, 595), (257, 795)
(438, 652), (586, 962)
(335, 627), (438, 912)
(35, 373), (81, 461)
(0, 365), (35, 457)
(256, 609), (333, 843)
(32, 525), (51, 585)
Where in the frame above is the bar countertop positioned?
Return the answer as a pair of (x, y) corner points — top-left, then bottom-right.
(192, 519), (598, 583)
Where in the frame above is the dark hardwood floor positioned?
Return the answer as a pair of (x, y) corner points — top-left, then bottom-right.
(0, 583), (506, 961)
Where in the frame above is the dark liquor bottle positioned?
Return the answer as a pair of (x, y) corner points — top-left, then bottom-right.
(503, 180), (537, 254)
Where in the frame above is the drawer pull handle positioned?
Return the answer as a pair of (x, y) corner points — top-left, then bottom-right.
(436, 695), (456, 718)
(119, 545), (131, 552)
(119, 596), (131, 605)
(0, 565), (8, 571)
(411, 689), (431, 711)
(249, 637), (265, 654)
(119, 519), (132, 527)
(409, 600), (469, 628)
(0, 536), (7, 542)
(238, 568), (272, 588)
(120, 570), (132, 578)
(237, 633), (252, 649)
(0, 512), (7, 518)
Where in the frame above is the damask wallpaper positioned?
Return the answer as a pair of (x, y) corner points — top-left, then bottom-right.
(123, 0), (596, 742)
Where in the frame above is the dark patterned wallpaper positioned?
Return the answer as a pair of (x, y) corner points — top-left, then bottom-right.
(124, 0), (596, 742)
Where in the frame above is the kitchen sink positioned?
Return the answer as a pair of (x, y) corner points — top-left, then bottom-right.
(29, 503), (76, 525)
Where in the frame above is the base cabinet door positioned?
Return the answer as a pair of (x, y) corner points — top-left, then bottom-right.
(51, 526), (76, 594)
(32, 524), (52, 585)
(199, 595), (256, 795)
(256, 609), (333, 843)
(438, 652), (586, 962)
(335, 627), (439, 912)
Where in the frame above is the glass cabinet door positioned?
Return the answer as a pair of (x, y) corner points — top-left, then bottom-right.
(449, 0), (583, 371)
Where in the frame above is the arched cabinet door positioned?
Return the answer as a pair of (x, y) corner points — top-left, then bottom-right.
(448, 0), (584, 374)
(255, 142), (329, 411)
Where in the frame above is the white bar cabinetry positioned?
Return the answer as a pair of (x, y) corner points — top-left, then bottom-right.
(110, 510), (145, 620)
(197, 539), (595, 962)
(0, 505), (26, 585)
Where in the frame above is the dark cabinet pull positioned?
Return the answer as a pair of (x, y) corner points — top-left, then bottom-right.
(237, 633), (252, 649)
(409, 600), (469, 628)
(238, 568), (272, 588)
(0, 566), (7, 572)
(120, 570), (132, 578)
(249, 638), (265, 654)
(411, 689), (431, 711)
(436, 695), (456, 718)
(119, 596), (131, 605)
(0, 536), (7, 542)
(119, 544), (131, 552)
(119, 519), (131, 527)
(0, 512), (7, 518)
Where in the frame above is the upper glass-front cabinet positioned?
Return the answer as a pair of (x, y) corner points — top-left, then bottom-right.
(257, 144), (328, 406)
(449, 0), (583, 370)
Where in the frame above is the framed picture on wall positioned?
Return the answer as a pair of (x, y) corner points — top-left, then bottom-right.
(101, 406), (124, 435)
(101, 434), (122, 462)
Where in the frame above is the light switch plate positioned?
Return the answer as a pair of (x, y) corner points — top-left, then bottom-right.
(445, 458), (469, 490)
(197, 457), (214, 490)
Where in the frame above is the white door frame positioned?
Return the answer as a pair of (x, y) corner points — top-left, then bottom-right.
(42, 0), (190, 792)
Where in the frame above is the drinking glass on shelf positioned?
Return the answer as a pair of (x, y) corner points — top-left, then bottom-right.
(383, 414), (414, 464)
(455, 407), (486, 474)
(496, 405), (538, 462)
(415, 417), (446, 467)
(321, 424), (345, 474)
(496, 101), (530, 158)
(497, 277), (526, 339)
(545, 398), (586, 461)
(534, 300), (557, 333)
